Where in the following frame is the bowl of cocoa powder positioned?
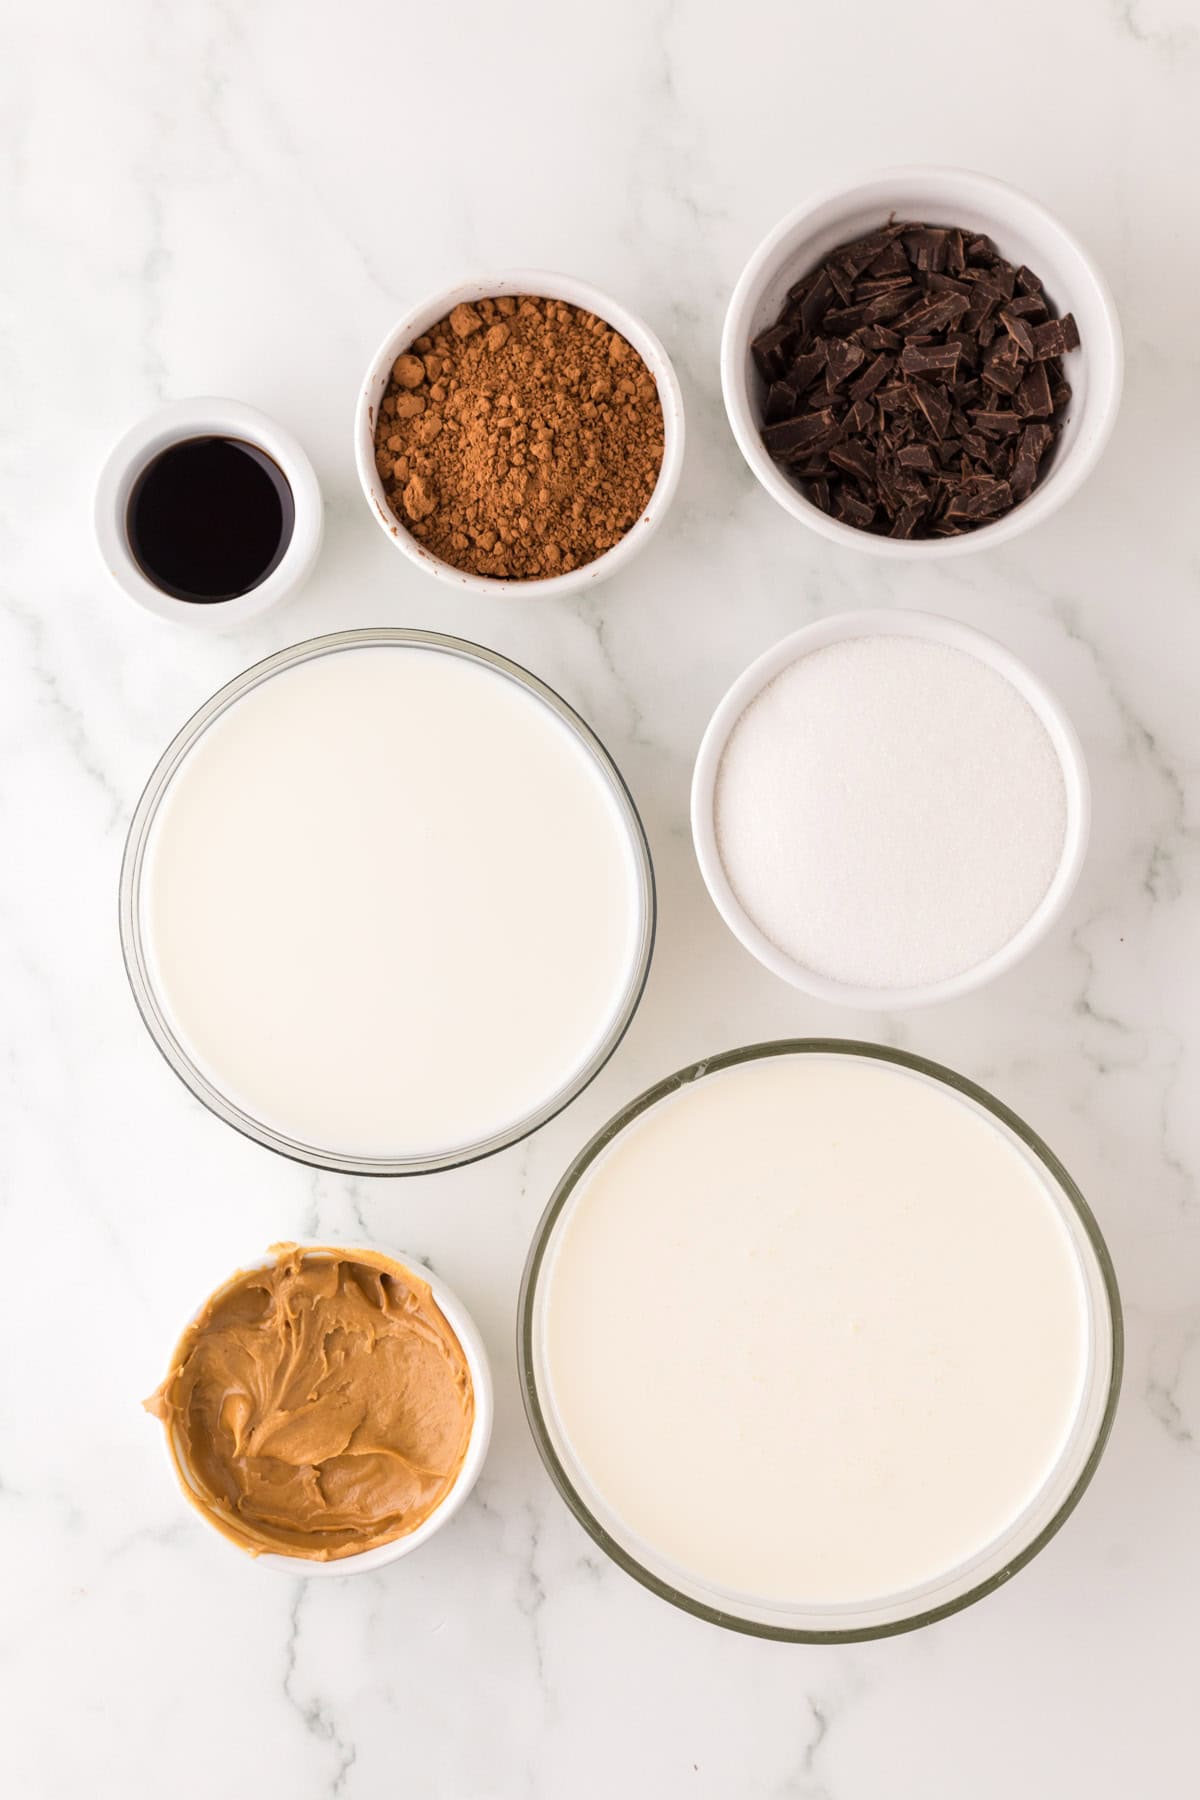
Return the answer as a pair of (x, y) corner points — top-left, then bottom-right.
(355, 271), (684, 594)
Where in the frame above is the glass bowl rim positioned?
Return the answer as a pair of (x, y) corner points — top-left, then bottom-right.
(118, 626), (657, 1176)
(517, 1036), (1123, 1643)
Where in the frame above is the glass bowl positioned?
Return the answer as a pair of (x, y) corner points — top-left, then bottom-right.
(120, 628), (656, 1175)
(518, 1039), (1122, 1642)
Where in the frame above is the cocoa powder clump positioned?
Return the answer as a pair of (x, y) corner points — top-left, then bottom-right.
(373, 294), (665, 580)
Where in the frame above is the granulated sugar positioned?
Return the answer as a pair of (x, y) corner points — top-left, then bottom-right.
(713, 635), (1067, 991)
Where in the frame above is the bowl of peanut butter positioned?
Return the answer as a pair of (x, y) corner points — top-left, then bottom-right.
(145, 1241), (492, 1573)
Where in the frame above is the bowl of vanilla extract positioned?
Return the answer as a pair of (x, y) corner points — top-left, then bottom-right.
(95, 396), (323, 627)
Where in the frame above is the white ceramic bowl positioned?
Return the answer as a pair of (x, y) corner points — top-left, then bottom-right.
(354, 270), (685, 597)
(154, 1242), (493, 1576)
(721, 167), (1123, 558)
(691, 608), (1091, 1009)
(95, 397), (324, 627)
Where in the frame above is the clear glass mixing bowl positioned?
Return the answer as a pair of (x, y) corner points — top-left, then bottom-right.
(120, 628), (656, 1176)
(519, 1039), (1121, 1642)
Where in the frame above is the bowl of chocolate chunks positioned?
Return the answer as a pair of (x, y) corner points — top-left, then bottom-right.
(722, 167), (1122, 556)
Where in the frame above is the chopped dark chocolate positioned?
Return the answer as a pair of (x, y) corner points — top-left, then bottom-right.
(1030, 313), (1080, 360)
(973, 409), (1023, 436)
(764, 381), (797, 423)
(762, 408), (839, 456)
(750, 321), (795, 382)
(898, 341), (962, 380)
(1015, 362), (1053, 418)
(836, 490), (876, 529)
(849, 352), (893, 403)
(824, 338), (866, 385)
(752, 217), (1081, 537)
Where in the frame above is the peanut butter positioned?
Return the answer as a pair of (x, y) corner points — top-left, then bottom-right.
(146, 1245), (474, 1560)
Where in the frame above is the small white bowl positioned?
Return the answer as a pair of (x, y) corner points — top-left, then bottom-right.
(95, 397), (324, 627)
(354, 270), (685, 597)
(154, 1242), (493, 1576)
(691, 608), (1091, 1009)
(721, 167), (1123, 558)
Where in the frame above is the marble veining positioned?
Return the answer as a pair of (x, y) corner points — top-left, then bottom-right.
(2, 0), (1198, 1794)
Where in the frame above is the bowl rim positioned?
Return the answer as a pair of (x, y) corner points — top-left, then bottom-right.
(94, 396), (324, 626)
(118, 627), (657, 1174)
(517, 1037), (1124, 1642)
(690, 607), (1091, 1009)
(720, 164), (1124, 558)
(154, 1240), (493, 1576)
(353, 268), (685, 597)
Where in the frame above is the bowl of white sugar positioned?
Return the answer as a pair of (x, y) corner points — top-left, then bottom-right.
(691, 610), (1089, 1009)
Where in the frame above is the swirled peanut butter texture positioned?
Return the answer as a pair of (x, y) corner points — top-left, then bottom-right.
(146, 1247), (474, 1559)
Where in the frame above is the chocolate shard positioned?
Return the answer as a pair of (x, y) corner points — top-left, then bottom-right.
(856, 274), (918, 298)
(1015, 362), (1053, 418)
(981, 339), (1023, 395)
(830, 223), (909, 279)
(1010, 422), (1055, 499)
(1016, 264), (1043, 295)
(1031, 313), (1080, 360)
(867, 287), (921, 322)
(835, 490), (876, 529)
(764, 381), (797, 423)
(786, 350), (826, 393)
(878, 381), (917, 413)
(829, 441), (877, 485)
(866, 240), (910, 277)
(819, 302), (870, 334)
(899, 341), (962, 380)
(849, 352), (893, 403)
(926, 272), (973, 298)
(999, 309), (1037, 358)
(1004, 293), (1049, 321)
(963, 288), (1001, 335)
(945, 476), (1014, 520)
(786, 267), (821, 303)
(799, 268), (835, 335)
(762, 409), (839, 456)
(890, 502), (928, 538)
(897, 443), (938, 472)
(945, 330), (979, 369)
(827, 260), (856, 305)
(972, 408), (1023, 436)
(842, 396), (876, 435)
(894, 292), (972, 336)
(902, 227), (950, 273)
(751, 321), (795, 382)
(824, 338), (867, 385)
(910, 378), (952, 439)
(809, 476), (832, 512)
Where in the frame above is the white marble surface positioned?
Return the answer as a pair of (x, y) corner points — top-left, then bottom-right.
(3, 0), (1198, 1793)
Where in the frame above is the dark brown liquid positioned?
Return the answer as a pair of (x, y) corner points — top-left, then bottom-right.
(126, 437), (295, 603)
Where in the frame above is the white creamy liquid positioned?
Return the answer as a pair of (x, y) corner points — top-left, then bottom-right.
(140, 643), (644, 1159)
(540, 1052), (1090, 1607)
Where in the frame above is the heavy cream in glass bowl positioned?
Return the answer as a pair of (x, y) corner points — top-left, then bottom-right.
(520, 1041), (1121, 1641)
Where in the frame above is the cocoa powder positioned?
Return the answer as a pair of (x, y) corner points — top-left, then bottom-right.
(373, 295), (665, 581)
